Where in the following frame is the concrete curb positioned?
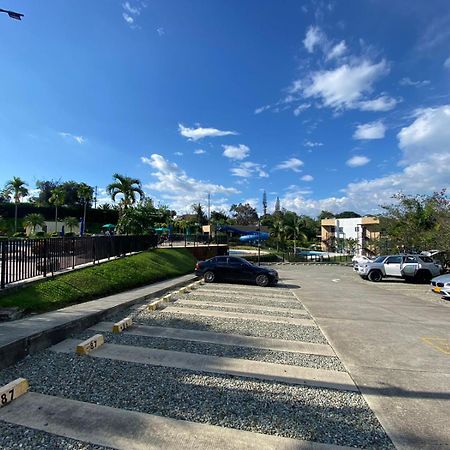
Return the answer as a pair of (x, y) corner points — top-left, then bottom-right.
(0, 274), (197, 370)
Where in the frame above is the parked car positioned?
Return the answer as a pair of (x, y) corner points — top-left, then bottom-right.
(358, 254), (441, 283)
(352, 255), (373, 270)
(194, 256), (279, 287)
(430, 274), (450, 299)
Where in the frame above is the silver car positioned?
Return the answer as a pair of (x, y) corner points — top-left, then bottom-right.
(431, 274), (450, 299)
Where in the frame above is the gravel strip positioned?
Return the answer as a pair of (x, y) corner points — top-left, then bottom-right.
(133, 310), (327, 343)
(0, 420), (110, 450)
(184, 293), (305, 309)
(195, 289), (296, 300)
(0, 353), (393, 449)
(75, 330), (345, 371)
(173, 302), (311, 319)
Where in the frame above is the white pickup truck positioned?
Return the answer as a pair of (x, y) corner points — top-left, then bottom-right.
(358, 254), (442, 282)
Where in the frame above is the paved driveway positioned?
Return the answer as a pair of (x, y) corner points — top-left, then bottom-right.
(280, 264), (450, 450)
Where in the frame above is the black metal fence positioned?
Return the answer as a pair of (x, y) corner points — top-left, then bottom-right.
(158, 233), (229, 247)
(0, 235), (158, 289)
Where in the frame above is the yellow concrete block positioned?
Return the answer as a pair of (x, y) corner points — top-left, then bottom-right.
(162, 294), (172, 302)
(0, 378), (29, 408)
(112, 317), (133, 333)
(147, 300), (162, 310)
(76, 334), (104, 355)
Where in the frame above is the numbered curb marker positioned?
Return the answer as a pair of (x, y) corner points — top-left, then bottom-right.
(0, 378), (29, 408)
(162, 294), (172, 302)
(76, 334), (104, 355)
(112, 317), (133, 334)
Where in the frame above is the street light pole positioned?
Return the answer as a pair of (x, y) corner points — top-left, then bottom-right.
(0, 8), (24, 20)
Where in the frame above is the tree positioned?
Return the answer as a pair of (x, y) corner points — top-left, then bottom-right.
(272, 218), (288, 251)
(33, 180), (59, 206)
(230, 203), (258, 225)
(116, 198), (158, 235)
(23, 213), (45, 234)
(210, 210), (229, 224)
(318, 210), (335, 220)
(4, 176), (29, 232)
(287, 216), (308, 253)
(262, 191), (267, 216)
(77, 183), (94, 234)
(107, 173), (144, 211)
(64, 216), (79, 233)
(191, 203), (208, 227)
(335, 211), (361, 218)
(48, 187), (65, 234)
(381, 191), (449, 253)
(274, 197), (280, 213)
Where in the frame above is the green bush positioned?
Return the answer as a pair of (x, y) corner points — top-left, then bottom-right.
(12, 232), (26, 238)
(0, 248), (196, 314)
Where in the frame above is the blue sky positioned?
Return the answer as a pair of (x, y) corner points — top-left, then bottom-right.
(1, 0), (449, 216)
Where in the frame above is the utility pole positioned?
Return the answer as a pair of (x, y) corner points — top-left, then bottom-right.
(257, 216), (261, 266)
(207, 192), (211, 222)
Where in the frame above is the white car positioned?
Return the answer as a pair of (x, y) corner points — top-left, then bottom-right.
(352, 255), (373, 270)
(430, 274), (450, 299)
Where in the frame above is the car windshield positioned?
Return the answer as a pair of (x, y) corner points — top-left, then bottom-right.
(373, 256), (387, 263)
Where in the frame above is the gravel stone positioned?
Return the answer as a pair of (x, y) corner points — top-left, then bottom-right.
(75, 330), (345, 371)
(133, 310), (327, 343)
(0, 353), (394, 449)
(173, 302), (311, 319)
(184, 293), (305, 310)
(0, 420), (110, 450)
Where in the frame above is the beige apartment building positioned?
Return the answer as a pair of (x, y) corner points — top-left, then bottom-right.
(321, 216), (380, 255)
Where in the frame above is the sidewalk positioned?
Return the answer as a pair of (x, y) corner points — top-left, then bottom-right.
(0, 274), (195, 369)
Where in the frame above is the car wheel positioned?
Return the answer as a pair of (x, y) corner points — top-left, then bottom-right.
(368, 270), (383, 282)
(256, 274), (269, 287)
(203, 271), (215, 283)
(415, 270), (432, 284)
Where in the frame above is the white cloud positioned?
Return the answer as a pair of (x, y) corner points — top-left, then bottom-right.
(222, 144), (250, 160)
(275, 158), (304, 173)
(326, 40), (347, 60)
(280, 105), (450, 215)
(346, 155), (370, 167)
(174, 152), (183, 156)
(178, 124), (238, 141)
(303, 26), (325, 53)
(293, 103), (311, 116)
(141, 154), (239, 212)
(301, 175), (314, 181)
(399, 77), (430, 87)
(123, 2), (140, 15)
(254, 105), (271, 114)
(122, 13), (134, 24)
(358, 95), (398, 111)
(231, 161), (268, 178)
(156, 27), (165, 36)
(59, 132), (85, 144)
(444, 56), (450, 69)
(299, 60), (390, 111)
(304, 140), (323, 148)
(397, 105), (450, 164)
(353, 121), (386, 140)
(194, 149), (206, 155)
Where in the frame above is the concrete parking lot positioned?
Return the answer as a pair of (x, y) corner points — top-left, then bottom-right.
(280, 264), (450, 450)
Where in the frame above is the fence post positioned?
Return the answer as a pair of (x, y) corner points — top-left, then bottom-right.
(72, 237), (75, 269)
(43, 239), (48, 278)
(1, 241), (6, 289)
(92, 237), (96, 265)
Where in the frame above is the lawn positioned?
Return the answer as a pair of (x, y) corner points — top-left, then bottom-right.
(0, 248), (196, 314)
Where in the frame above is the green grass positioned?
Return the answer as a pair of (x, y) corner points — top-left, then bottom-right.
(0, 248), (196, 314)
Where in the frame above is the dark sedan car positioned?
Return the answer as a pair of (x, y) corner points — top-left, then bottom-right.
(195, 256), (279, 287)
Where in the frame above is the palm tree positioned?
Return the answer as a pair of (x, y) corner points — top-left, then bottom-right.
(48, 187), (65, 234)
(64, 216), (79, 233)
(77, 183), (93, 234)
(107, 173), (144, 211)
(272, 218), (287, 252)
(23, 213), (45, 235)
(289, 216), (308, 254)
(4, 177), (28, 232)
